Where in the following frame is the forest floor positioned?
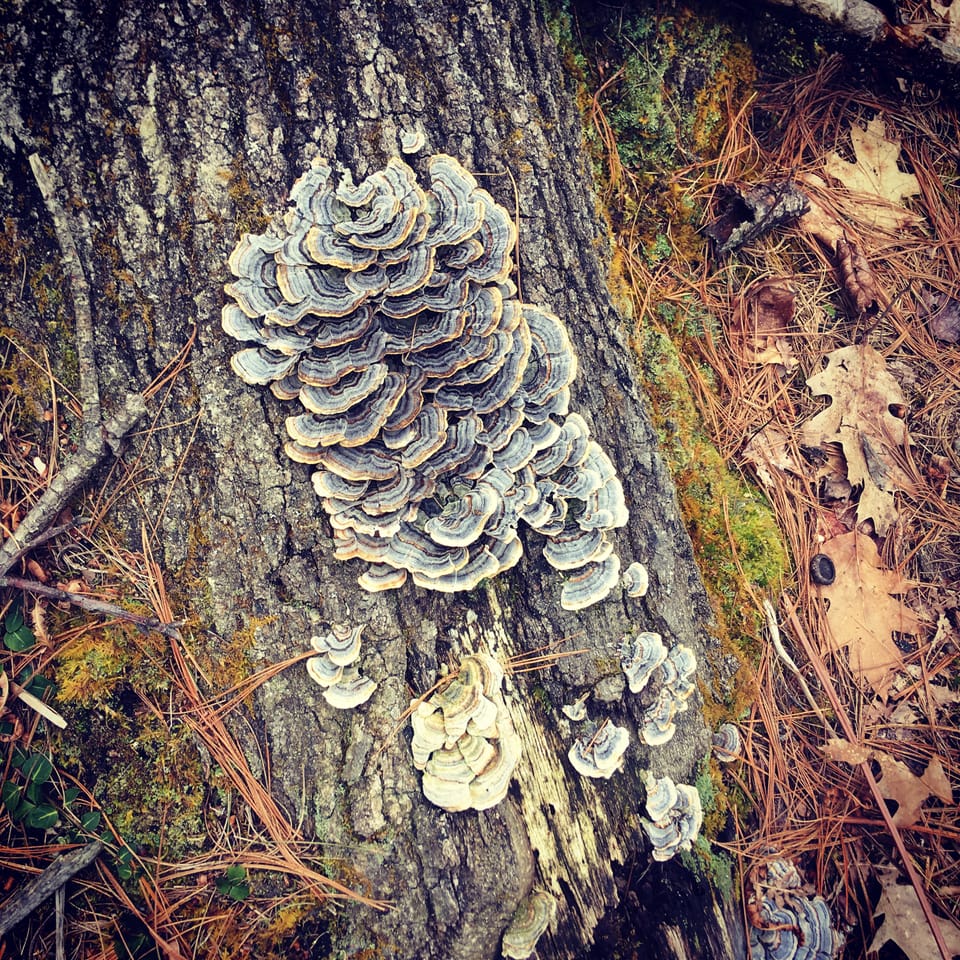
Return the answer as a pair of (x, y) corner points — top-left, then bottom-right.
(565, 4), (960, 958)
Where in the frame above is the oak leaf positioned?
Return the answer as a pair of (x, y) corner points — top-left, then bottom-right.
(868, 866), (960, 960)
(815, 532), (922, 697)
(824, 116), (921, 231)
(822, 739), (953, 827)
(801, 344), (912, 535)
(731, 278), (798, 368)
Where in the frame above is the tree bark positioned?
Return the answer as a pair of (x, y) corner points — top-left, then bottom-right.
(0, 2), (744, 957)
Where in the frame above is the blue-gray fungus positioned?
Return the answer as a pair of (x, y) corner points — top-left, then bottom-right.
(749, 859), (842, 960)
(222, 154), (628, 609)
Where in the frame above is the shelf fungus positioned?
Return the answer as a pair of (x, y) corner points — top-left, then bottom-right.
(409, 652), (521, 812)
(619, 631), (668, 694)
(641, 773), (703, 862)
(223, 153), (628, 609)
(712, 722), (742, 762)
(748, 859), (842, 960)
(622, 561), (649, 598)
(638, 642), (698, 747)
(501, 889), (557, 960)
(306, 625), (377, 709)
(568, 719), (630, 779)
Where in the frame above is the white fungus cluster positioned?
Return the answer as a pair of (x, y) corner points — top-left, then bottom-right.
(223, 153), (628, 609)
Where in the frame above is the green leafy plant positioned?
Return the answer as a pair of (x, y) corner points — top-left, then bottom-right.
(217, 863), (251, 901)
(2, 748), (60, 830)
(3, 607), (35, 651)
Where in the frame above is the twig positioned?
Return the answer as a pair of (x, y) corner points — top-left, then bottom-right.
(7, 676), (66, 729)
(28, 154), (100, 447)
(0, 575), (183, 640)
(0, 155), (150, 576)
(0, 841), (103, 936)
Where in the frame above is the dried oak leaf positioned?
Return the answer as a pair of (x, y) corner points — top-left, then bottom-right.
(822, 739), (953, 826)
(815, 531), (922, 697)
(868, 865), (960, 960)
(800, 344), (912, 535)
(824, 116), (922, 232)
(742, 424), (801, 488)
(731, 278), (798, 368)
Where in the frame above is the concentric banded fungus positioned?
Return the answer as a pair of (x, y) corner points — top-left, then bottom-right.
(641, 773), (703, 862)
(223, 154), (628, 608)
(749, 859), (842, 960)
(501, 890), (558, 960)
(622, 560), (649, 598)
(713, 722), (742, 762)
(620, 632), (668, 694)
(568, 719), (630, 779)
(410, 652), (521, 812)
(638, 642), (698, 747)
(306, 625), (377, 709)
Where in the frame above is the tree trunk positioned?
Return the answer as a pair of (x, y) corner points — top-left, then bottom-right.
(0, 1), (744, 957)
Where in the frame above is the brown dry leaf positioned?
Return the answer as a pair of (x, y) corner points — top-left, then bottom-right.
(742, 425), (801, 487)
(801, 344), (912, 535)
(922, 289), (960, 343)
(932, 1), (960, 47)
(869, 866), (960, 960)
(824, 116), (922, 231)
(816, 531), (922, 697)
(836, 236), (883, 314)
(731, 278), (798, 369)
(822, 739), (953, 826)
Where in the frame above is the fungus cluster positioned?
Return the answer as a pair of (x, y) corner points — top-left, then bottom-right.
(409, 652), (521, 812)
(567, 718), (630, 779)
(501, 890), (558, 960)
(749, 859), (841, 960)
(619, 635), (697, 746)
(223, 153), (628, 609)
(306, 624), (377, 708)
(641, 773), (703, 862)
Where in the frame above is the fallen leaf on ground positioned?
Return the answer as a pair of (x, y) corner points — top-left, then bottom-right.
(932, 0), (960, 47)
(921, 288), (960, 343)
(800, 343), (913, 535)
(815, 531), (922, 697)
(868, 865), (960, 960)
(742, 425), (801, 487)
(705, 180), (809, 255)
(836, 236), (883, 314)
(823, 739), (953, 826)
(731, 278), (798, 368)
(824, 116), (922, 232)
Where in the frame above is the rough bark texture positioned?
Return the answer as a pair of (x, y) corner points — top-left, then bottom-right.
(0, 2), (744, 958)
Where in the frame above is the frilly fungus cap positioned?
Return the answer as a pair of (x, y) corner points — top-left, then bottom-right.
(568, 719), (630, 779)
(223, 154), (628, 608)
(712, 722), (742, 762)
(638, 642), (698, 747)
(622, 560), (649, 598)
(619, 631), (668, 694)
(748, 858), (842, 960)
(501, 889), (558, 960)
(641, 773), (703, 862)
(409, 652), (521, 812)
(305, 624), (377, 709)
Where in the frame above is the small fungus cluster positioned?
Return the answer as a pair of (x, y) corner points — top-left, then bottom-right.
(501, 889), (558, 960)
(619, 634), (697, 746)
(409, 652), (521, 812)
(567, 718), (631, 779)
(641, 773), (703, 862)
(305, 624), (377, 708)
(223, 153), (628, 609)
(749, 859), (841, 960)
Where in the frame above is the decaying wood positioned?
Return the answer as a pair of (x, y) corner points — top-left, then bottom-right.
(0, 2), (743, 957)
(0, 841), (103, 936)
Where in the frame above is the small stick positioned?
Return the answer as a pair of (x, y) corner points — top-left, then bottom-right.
(8, 677), (66, 729)
(0, 575), (182, 640)
(0, 841), (103, 936)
